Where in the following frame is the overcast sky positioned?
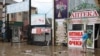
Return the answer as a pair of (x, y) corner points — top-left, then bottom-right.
(14, 0), (53, 18)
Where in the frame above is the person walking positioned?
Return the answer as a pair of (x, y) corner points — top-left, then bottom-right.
(81, 30), (88, 53)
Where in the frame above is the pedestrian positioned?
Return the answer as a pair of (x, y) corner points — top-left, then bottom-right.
(7, 27), (12, 42)
(81, 30), (88, 53)
(1, 27), (6, 42)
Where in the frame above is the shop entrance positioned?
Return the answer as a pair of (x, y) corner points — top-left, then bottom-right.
(94, 24), (100, 48)
(86, 25), (93, 40)
(86, 24), (100, 48)
(86, 25), (94, 49)
(69, 23), (100, 49)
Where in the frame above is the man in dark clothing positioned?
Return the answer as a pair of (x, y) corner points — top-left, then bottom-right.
(7, 27), (12, 42)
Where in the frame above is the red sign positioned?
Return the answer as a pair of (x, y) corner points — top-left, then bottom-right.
(31, 28), (51, 34)
(69, 31), (82, 36)
(70, 10), (99, 18)
(36, 28), (42, 34)
(69, 41), (82, 46)
(68, 31), (83, 48)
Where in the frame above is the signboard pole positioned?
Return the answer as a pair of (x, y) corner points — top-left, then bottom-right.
(29, 0), (31, 27)
(53, 0), (55, 46)
(45, 14), (46, 44)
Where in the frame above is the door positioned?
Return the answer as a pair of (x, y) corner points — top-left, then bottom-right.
(86, 25), (94, 49)
(94, 24), (100, 48)
(12, 26), (20, 42)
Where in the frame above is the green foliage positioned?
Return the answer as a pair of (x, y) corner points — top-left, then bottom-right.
(87, 38), (93, 47)
(70, 2), (100, 13)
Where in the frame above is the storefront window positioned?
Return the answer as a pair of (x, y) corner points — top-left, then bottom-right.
(72, 24), (83, 30)
(86, 25), (93, 34)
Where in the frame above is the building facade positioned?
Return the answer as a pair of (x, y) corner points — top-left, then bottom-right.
(0, 0), (37, 42)
(67, 0), (100, 48)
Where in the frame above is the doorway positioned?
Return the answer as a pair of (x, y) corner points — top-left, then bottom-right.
(86, 25), (94, 49)
(95, 24), (100, 48)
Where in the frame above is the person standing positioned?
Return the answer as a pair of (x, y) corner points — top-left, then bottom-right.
(82, 30), (88, 53)
(7, 27), (12, 42)
(1, 27), (6, 42)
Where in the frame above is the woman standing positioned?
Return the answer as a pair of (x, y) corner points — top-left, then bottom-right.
(82, 30), (88, 53)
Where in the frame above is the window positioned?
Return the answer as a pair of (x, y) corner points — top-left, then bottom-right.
(11, 13), (16, 21)
(23, 12), (28, 20)
(72, 24), (83, 30)
(11, 13), (16, 18)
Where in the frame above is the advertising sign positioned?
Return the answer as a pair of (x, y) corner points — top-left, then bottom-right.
(31, 28), (42, 34)
(31, 27), (51, 34)
(31, 14), (45, 25)
(68, 31), (83, 48)
(70, 19), (82, 24)
(70, 10), (99, 19)
(7, 0), (29, 14)
(54, 0), (68, 19)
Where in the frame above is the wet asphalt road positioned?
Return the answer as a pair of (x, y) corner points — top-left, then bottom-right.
(0, 42), (100, 56)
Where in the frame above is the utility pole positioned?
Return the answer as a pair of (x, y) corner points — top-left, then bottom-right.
(27, 0), (32, 44)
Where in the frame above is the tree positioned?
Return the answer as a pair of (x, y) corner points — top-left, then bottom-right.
(69, 2), (100, 13)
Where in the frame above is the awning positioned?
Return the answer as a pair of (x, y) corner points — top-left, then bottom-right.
(9, 21), (23, 26)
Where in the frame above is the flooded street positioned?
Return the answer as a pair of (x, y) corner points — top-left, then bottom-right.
(0, 42), (100, 56)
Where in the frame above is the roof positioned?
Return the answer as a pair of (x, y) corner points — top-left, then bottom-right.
(0, 0), (16, 4)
